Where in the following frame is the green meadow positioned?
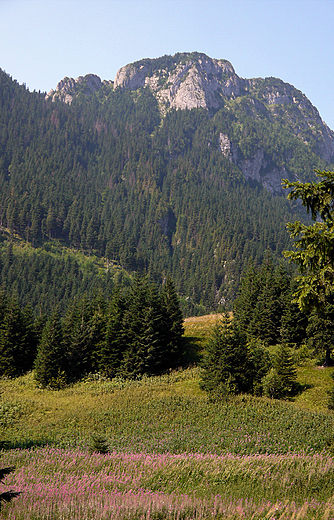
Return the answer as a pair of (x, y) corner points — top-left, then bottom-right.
(1, 315), (334, 519)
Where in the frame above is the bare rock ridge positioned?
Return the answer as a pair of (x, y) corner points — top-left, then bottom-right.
(46, 52), (334, 194)
(114, 54), (243, 111)
(46, 74), (112, 104)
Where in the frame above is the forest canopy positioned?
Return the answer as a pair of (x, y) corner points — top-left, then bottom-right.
(0, 66), (327, 314)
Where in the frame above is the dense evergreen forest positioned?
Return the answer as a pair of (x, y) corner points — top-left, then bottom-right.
(0, 276), (185, 387)
(0, 58), (332, 315)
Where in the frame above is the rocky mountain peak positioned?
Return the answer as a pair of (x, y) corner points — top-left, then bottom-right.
(46, 74), (112, 104)
(114, 52), (244, 112)
(44, 52), (334, 194)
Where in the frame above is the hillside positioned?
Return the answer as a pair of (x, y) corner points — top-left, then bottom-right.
(1, 362), (334, 518)
(1, 52), (334, 313)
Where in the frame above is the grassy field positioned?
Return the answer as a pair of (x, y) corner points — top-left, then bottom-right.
(1, 314), (334, 519)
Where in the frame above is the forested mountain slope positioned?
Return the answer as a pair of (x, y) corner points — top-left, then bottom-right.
(1, 52), (333, 314)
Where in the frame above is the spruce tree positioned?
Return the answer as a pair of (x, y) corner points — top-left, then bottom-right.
(283, 170), (334, 311)
(34, 310), (67, 388)
(159, 276), (185, 369)
(263, 344), (298, 399)
(121, 276), (165, 377)
(18, 303), (38, 372)
(0, 295), (36, 377)
(233, 259), (294, 346)
(233, 261), (260, 335)
(62, 296), (95, 381)
(283, 171), (334, 367)
(0, 294), (19, 377)
(98, 290), (127, 378)
(119, 275), (178, 377)
(200, 314), (252, 399)
(306, 301), (334, 366)
(280, 280), (308, 347)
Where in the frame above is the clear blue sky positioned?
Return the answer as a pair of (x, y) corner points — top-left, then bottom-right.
(1, 0), (333, 128)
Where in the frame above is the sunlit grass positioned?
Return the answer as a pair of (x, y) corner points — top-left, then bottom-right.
(1, 367), (334, 456)
(295, 364), (334, 412)
(183, 312), (225, 354)
(2, 447), (334, 519)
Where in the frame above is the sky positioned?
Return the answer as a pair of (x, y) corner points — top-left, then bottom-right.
(0, 0), (333, 128)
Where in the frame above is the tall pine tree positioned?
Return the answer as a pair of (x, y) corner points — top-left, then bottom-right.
(34, 310), (67, 388)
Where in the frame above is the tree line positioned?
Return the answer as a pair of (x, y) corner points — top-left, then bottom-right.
(0, 276), (185, 388)
(201, 260), (302, 400)
(202, 255), (334, 400)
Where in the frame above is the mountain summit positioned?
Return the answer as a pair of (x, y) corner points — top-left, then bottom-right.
(114, 52), (242, 112)
(46, 52), (334, 193)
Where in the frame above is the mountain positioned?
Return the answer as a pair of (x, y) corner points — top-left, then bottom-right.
(0, 52), (333, 315)
(46, 52), (334, 194)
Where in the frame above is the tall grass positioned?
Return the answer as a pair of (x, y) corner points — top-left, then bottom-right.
(1, 369), (334, 455)
(1, 447), (334, 519)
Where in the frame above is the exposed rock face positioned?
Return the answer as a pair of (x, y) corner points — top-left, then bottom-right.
(46, 74), (111, 104)
(114, 53), (244, 112)
(238, 149), (287, 195)
(114, 53), (334, 175)
(247, 77), (334, 163)
(219, 134), (286, 194)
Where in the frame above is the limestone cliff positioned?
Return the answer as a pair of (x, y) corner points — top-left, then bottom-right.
(114, 53), (244, 112)
(46, 74), (112, 104)
(112, 53), (334, 191)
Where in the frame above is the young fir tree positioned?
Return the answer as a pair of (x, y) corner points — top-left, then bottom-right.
(121, 276), (166, 377)
(0, 296), (37, 377)
(0, 294), (21, 377)
(232, 262), (260, 336)
(159, 276), (185, 369)
(306, 301), (334, 366)
(200, 314), (252, 399)
(247, 338), (272, 396)
(18, 303), (38, 372)
(280, 279), (308, 347)
(62, 296), (95, 381)
(263, 344), (298, 399)
(34, 310), (67, 388)
(233, 259), (293, 346)
(283, 170), (334, 366)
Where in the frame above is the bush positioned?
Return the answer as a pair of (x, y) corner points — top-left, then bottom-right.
(89, 435), (109, 454)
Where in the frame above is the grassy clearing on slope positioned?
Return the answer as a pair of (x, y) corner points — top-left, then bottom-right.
(294, 364), (334, 412)
(1, 368), (334, 455)
(183, 313), (225, 356)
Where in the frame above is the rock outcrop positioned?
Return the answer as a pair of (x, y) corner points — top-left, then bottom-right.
(114, 53), (244, 112)
(46, 74), (112, 104)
